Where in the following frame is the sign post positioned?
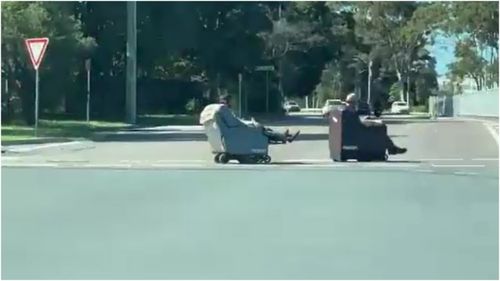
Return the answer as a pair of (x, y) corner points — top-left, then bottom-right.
(85, 59), (91, 122)
(25, 38), (49, 136)
(255, 65), (275, 113)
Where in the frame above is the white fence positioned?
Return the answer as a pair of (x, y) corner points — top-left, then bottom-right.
(429, 88), (499, 118)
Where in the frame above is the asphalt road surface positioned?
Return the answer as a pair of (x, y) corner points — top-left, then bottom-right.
(2, 114), (498, 279)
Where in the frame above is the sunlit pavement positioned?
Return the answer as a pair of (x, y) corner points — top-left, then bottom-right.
(2, 114), (498, 279)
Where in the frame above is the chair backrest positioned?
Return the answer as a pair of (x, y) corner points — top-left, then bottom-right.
(329, 107), (363, 160)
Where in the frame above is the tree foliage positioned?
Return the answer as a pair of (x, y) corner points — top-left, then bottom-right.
(1, 1), (497, 123)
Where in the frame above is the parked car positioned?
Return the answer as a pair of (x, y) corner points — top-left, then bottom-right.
(321, 99), (344, 116)
(283, 100), (301, 113)
(391, 101), (409, 114)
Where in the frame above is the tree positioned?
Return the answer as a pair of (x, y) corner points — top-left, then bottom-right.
(1, 2), (95, 123)
(353, 2), (436, 104)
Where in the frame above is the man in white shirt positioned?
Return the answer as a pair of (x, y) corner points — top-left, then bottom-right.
(218, 94), (300, 144)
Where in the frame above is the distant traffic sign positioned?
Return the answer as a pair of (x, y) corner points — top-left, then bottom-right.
(256, 65), (275, 71)
(25, 38), (49, 70)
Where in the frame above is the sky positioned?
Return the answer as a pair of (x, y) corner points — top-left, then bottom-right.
(428, 34), (457, 76)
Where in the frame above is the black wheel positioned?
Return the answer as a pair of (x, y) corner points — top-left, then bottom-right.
(261, 155), (271, 164)
(218, 153), (229, 164)
(214, 153), (221, 163)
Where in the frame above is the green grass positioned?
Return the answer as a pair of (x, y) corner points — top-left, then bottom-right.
(411, 105), (428, 113)
(1, 120), (130, 142)
(1, 115), (199, 142)
(1, 134), (37, 142)
(137, 114), (199, 127)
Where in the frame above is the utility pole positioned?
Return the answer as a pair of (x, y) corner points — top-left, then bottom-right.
(238, 73), (242, 117)
(126, 1), (137, 124)
(367, 59), (372, 105)
(85, 59), (91, 122)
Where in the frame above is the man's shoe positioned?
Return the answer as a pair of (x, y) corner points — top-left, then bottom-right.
(288, 130), (300, 143)
(388, 146), (407, 155)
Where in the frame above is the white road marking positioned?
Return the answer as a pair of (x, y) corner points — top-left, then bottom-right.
(361, 163), (420, 168)
(431, 164), (485, 168)
(419, 158), (464, 161)
(81, 163), (133, 169)
(2, 163), (58, 167)
(119, 160), (143, 164)
(471, 158), (499, 161)
(1, 156), (20, 161)
(484, 122), (499, 145)
(46, 159), (89, 163)
(454, 171), (479, 176)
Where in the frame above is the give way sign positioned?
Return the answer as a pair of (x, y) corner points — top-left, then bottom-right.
(25, 38), (49, 70)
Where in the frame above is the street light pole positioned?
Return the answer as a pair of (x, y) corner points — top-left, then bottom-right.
(126, 1), (137, 124)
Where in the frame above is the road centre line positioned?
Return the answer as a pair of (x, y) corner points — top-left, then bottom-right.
(82, 163), (133, 169)
(431, 164), (485, 168)
(2, 163), (58, 168)
(454, 171), (479, 176)
(418, 158), (464, 161)
(471, 158), (498, 161)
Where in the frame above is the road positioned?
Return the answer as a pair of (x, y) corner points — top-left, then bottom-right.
(2, 113), (499, 279)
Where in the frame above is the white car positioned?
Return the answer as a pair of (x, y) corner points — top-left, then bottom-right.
(283, 100), (301, 113)
(391, 101), (409, 114)
(321, 99), (344, 116)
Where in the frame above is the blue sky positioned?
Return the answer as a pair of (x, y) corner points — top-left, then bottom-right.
(428, 34), (457, 76)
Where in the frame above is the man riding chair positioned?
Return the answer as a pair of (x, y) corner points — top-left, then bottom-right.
(343, 93), (407, 155)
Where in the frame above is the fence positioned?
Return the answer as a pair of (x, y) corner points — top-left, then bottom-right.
(429, 88), (499, 118)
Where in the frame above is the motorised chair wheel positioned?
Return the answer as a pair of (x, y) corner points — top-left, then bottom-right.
(214, 153), (221, 163)
(218, 153), (230, 164)
(261, 155), (271, 164)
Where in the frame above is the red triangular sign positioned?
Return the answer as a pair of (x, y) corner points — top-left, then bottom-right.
(25, 38), (49, 70)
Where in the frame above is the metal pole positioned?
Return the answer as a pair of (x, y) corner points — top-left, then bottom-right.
(367, 59), (372, 105)
(34, 70), (39, 136)
(126, 1), (137, 124)
(86, 68), (91, 122)
(305, 96), (309, 109)
(266, 71), (269, 113)
(238, 73), (242, 117)
(406, 74), (410, 107)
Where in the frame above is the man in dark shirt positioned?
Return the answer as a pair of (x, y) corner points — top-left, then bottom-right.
(344, 93), (407, 155)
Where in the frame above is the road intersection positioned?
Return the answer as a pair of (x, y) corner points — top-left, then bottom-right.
(2, 113), (498, 279)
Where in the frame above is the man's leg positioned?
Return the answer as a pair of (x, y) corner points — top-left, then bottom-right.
(385, 135), (407, 154)
(263, 127), (300, 143)
(363, 121), (407, 155)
